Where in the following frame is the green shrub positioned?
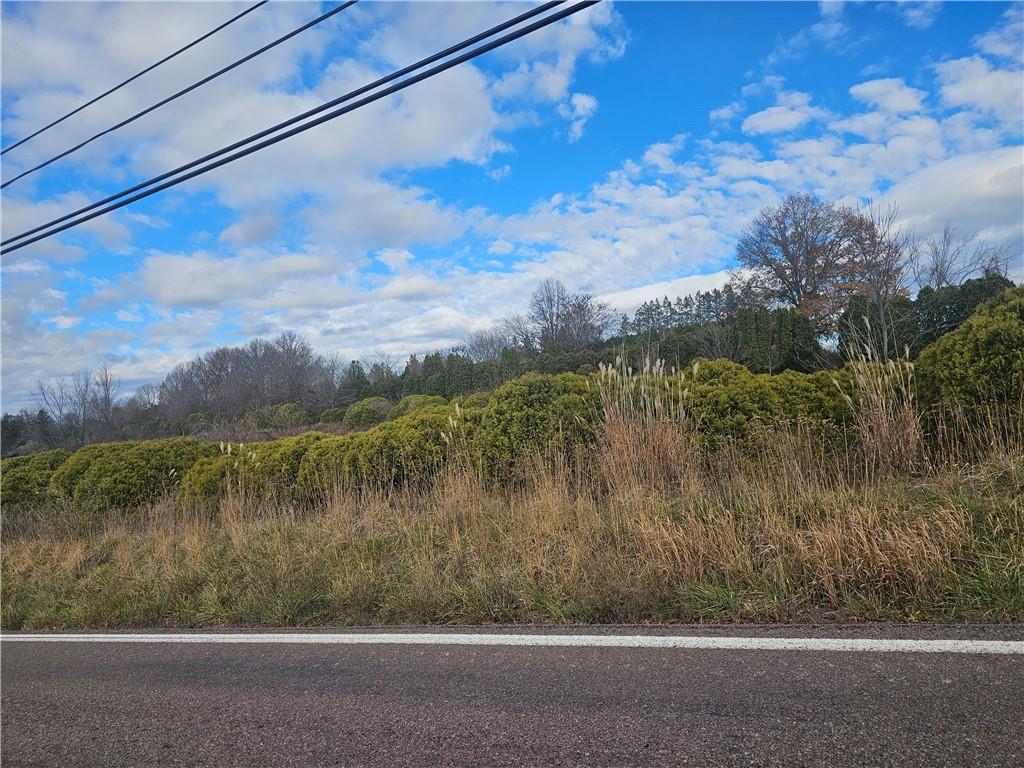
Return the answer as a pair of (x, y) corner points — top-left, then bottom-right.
(608, 359), (853, 448)
(295, 435), (357, 495)
(48, 442), (139, 507)
(318, 407), (346, 424)
(916, 287), (1024, 408)
(50, 439), (217, 516)
(460, 391), (492, 410)
(0, 449), (70, 510)
(177, 453), (234, 507)
(178, 432), (332, 506)
(342, 397), (392, 431)
(388, 395), (447, 420)
(345, 406), (458, 488)
(471, 373), (600, 482)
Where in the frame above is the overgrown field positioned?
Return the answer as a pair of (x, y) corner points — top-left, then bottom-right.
(2, 289), (1023, 628)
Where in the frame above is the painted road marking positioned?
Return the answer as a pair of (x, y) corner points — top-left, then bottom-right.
(1, 633), (1022, 654)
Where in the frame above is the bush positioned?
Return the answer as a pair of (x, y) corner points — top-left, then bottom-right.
(388, 395), (447, 420)
(916, 287), (1024, 408)
(295, 435), (357, 495)
(471, 373), (600, 482)
(0, 449), (70, 510)
(603, 359), (853, 449)
(318, 407), (346, 424)
(178, 432), (332, 506)
(458, 391), (492, 410)
(342, 397), (392, 431)
(49, 439), (217, 516)
(345, 406), (459, 488)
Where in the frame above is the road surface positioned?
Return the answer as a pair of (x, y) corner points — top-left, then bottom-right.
(2, 625), (1023, 767)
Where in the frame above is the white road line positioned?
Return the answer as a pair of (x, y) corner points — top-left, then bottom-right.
(1, 633), (1022, 654)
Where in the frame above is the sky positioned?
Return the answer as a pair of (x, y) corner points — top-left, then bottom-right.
(1, 0), (1022, 410)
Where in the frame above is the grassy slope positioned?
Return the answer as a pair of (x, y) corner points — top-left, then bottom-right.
(4, 443), (1021, 630)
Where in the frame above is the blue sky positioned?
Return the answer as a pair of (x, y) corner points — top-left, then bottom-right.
(2, 1), (1022, 410)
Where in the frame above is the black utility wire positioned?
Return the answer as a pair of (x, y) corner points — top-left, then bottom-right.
(1, 1), (357, 189)
(2, 0), (566, 248)
(1, 1), (268, 157)
(2, 0), (599, 254)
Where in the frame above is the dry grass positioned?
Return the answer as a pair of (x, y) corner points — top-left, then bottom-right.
(3, 358), (1022, 629)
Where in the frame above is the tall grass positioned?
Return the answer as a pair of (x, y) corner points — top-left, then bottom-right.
(3, 356), (1022, 629)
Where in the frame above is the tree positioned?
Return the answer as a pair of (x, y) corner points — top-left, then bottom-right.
(529, 279), (571, 350)
(913, 224), (1012, 291)
(524, 279), (614, 352)
(335, 361), (371, 407)
(35, 378), (72, 445)
(843, 204), (916, 361)
(914, 273), (1015, 351)
(91, 365), (122, 442)
(734, 193), (855, 333)
(462, 328), (512, 363)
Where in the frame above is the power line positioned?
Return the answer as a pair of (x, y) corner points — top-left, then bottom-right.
(2, 0), (574, 251)
(1, 2), (269, 157)
(1, 1), (357, 189)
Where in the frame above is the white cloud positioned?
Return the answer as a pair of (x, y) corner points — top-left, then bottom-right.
(115, 309), (143, 323)
(138, 249), (337, 308)
(376, 248), (413, 271)
(599, 271), (732, 315)
(896, 1), (942, 30)
(882, 146), (1024, 243)
(765, 2), (849, 66)
(742, 92), (829, 134)
(849, 78), (926, 113)
(558, 92), (599, 142)
(973, 5), (1024, 60)
(709, 101), (743, 122)
(935, 55), (1024, 131)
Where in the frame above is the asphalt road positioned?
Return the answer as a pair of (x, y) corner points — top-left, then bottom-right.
(3, 625), (1023, 767)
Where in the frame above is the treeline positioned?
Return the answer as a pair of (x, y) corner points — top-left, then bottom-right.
(2, 194), (1014, 457)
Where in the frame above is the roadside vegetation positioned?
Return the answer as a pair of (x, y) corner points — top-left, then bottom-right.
(2, 287), (1022, 628)
(2, 195), (1021, 629)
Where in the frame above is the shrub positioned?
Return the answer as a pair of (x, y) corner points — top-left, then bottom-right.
(601, 359), (853, 450)
(296, 435), (357, 495)
(345, 406), (459, 488)
(318, 407), (346, 424)
(459, 391), (492, 410)
(916, 287), (1024, 409)
(342, 397), (392, 431)
(177, 454), (234, 507)
(49, 439), (217, 516)
(388, 395), (447, 420)
(471, 373), (600, 482)
(178, 432), (332, 506)
(0, 449), (70, 510)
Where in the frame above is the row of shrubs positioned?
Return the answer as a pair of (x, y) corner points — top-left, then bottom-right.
(0, 363), (850, 516)
(163, 394), (451, 436)
(3, 288), (1021, 519)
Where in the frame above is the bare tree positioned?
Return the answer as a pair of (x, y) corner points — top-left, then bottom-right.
(515, 279), (616, 353)
(912, 223), (1012, 290)
(559, 293), (616, 350)
(529, 279), (571, 350)
(501, 314), (537, 353)
(462, 327), (513, 362)
(734, 193), (856, 333)
(35, 378), (74, 447)
(70, 368), (93, 447)
(845, 203), (916, 360)
(91, 365), (122, 441)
